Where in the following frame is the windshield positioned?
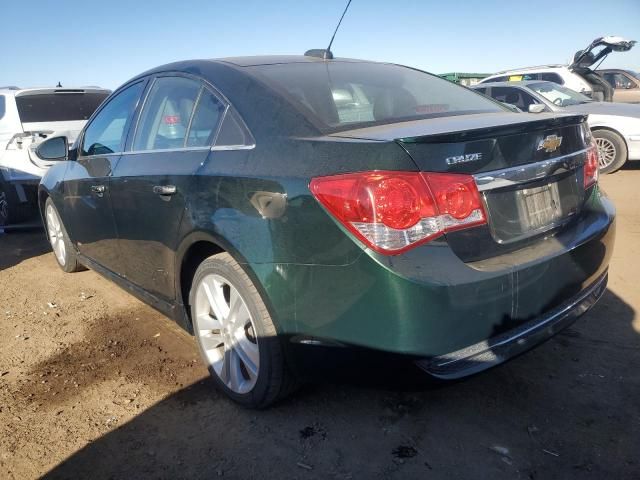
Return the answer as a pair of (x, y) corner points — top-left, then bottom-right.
(249, 62), (505, 131)
(528, 82), (592, 107)
(626, 70), (640, 80)
(16, 92), (109, 123)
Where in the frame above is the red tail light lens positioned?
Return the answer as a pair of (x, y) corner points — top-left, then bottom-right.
(310, 171), (487, 254)
(584, 140), (599, 188)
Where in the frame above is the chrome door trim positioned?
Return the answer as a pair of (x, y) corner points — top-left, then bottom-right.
(119, 147), (211, 156)
(211, 144), (256, 151)
(474, 147), (589, 192)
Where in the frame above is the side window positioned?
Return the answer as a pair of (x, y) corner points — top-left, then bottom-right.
(214, 108), (255, 148)
(491, 87), (525, 110)
(474, 87), (488, 95)
(0, 95), (5, 121)
(81, 82), (144, 157)
(609, 73), (635, 89)
(133, 77), (201, 151)
(186, 88), (226, 147)
(602, 73), (616, 88)
(539, 72), (564, 85)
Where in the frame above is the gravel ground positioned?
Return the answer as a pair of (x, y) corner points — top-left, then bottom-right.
(1, 167), (639, 480)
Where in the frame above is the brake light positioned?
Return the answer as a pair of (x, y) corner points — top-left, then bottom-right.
(310, 171), (487, 254)
(584, 140), (599, 188)
(163, 115), (180, 125)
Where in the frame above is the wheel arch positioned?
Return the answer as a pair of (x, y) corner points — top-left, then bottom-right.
(174, 231), (281, 335)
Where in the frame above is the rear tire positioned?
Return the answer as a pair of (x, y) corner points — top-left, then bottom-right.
(594, 129), (627, 174)
(189, 252), (297, 408)
(44, 198), (83, 273)
(0, 180), (31, 227)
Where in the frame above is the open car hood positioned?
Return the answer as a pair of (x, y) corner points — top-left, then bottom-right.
(570, 36), (636, 70)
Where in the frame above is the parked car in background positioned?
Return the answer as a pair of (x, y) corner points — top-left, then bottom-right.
(0, 86), (110, 226)
(473, 80), (640, 173)
(597, 69), (640, 103)
(37, 55), (612, 407)
(480, 65), (593, 97)
(481, 36), (636, 102)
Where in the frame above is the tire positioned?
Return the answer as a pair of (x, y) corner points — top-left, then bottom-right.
(0, 180), (31, 227)
(594, 129), (628, 174)
(44, 198), (83, 273)
(189, 252), (296, 408)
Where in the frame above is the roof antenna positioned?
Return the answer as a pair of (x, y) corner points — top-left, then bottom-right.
(324, 0), (353, 59)
(305, 0), (353, 60)
(56, 81), (62, 88)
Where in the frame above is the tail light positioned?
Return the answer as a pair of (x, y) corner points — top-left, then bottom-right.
(310, 171), (487, 255)
(584, 140), (599, 188)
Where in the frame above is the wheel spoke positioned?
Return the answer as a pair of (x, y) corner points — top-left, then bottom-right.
(228, 349), (244, 392)
(199, 330), (224, 352)
(196, 312), (222, 332)
(202, 278), (229, 323)
(233, 335), (259, 378)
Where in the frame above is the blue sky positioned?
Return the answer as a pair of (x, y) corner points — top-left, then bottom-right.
(1, 0), (639, 89)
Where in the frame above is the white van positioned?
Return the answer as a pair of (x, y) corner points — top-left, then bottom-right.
(0, 86), (110, 226)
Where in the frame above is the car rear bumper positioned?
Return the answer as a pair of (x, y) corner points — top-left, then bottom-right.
(415, 270), (607, 379)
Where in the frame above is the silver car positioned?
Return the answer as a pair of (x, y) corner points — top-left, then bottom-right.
(473, 80), (640, 173)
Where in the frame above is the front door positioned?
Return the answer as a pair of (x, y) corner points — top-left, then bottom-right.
(109, 75), (226, 301)
(63, 81), (146, 273)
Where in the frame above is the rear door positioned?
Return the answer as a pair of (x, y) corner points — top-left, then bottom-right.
(63, 81), (146, 272)
(109, 75), (226, 301)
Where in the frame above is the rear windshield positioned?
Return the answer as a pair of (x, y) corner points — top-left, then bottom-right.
(16, 92), (109, 123)
(249, 62), (504, 130)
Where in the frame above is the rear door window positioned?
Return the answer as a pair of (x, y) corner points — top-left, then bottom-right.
(133, 77), (202, 151)
(81, 82), (144, 156)
(15, 92), (109, 123)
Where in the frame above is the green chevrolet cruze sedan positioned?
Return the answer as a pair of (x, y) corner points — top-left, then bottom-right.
(36, 55), (614, 407)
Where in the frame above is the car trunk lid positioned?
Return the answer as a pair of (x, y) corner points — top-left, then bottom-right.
(331, 112), (592, 257)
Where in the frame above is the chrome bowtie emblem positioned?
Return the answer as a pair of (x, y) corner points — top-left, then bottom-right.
(538, 135), (563, 153)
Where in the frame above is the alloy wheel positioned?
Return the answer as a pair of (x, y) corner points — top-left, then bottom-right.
(46, 203), (66, 266)
(193, 273), (260, 394)
(596, 137), (617, 169)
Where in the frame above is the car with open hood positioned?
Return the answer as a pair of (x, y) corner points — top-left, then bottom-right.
(480, 36), (636, 102)
(473, 80), (640, 173)
(36, 55), (614, 407)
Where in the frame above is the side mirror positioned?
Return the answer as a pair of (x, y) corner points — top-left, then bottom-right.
(528, 104), (546, 113)
(35, 136), (69, 161)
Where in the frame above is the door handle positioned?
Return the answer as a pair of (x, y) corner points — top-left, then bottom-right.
(90, 185), (106, 196)
(153, 185), (177, 196)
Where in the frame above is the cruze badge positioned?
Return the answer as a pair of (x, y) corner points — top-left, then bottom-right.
(538, 135), (563, 153)
(445, 152), (483, 165)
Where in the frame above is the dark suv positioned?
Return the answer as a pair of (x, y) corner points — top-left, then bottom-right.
(37, 56), (614, 407)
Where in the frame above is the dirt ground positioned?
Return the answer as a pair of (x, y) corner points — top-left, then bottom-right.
(1, 167), (639, 480)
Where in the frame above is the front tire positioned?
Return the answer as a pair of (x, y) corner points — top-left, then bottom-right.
(594, 130), (628, 174)
(44, 198), (83, 273)
(190, 253), (296, 408)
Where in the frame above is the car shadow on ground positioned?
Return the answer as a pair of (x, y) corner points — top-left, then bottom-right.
(0, 230), (49, 271)
(41, 288), (639, 480)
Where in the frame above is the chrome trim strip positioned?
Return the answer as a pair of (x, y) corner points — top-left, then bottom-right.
(119, 147), (211, 156)
(211, 144), (256, 151)
(474, 147), (589, 192)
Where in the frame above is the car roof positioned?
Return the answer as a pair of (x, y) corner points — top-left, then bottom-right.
(214, 55), (369, 67)
(489, 65), (567, 75)
(472, 80), (544, 88)
(0, 86), (111, 96)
